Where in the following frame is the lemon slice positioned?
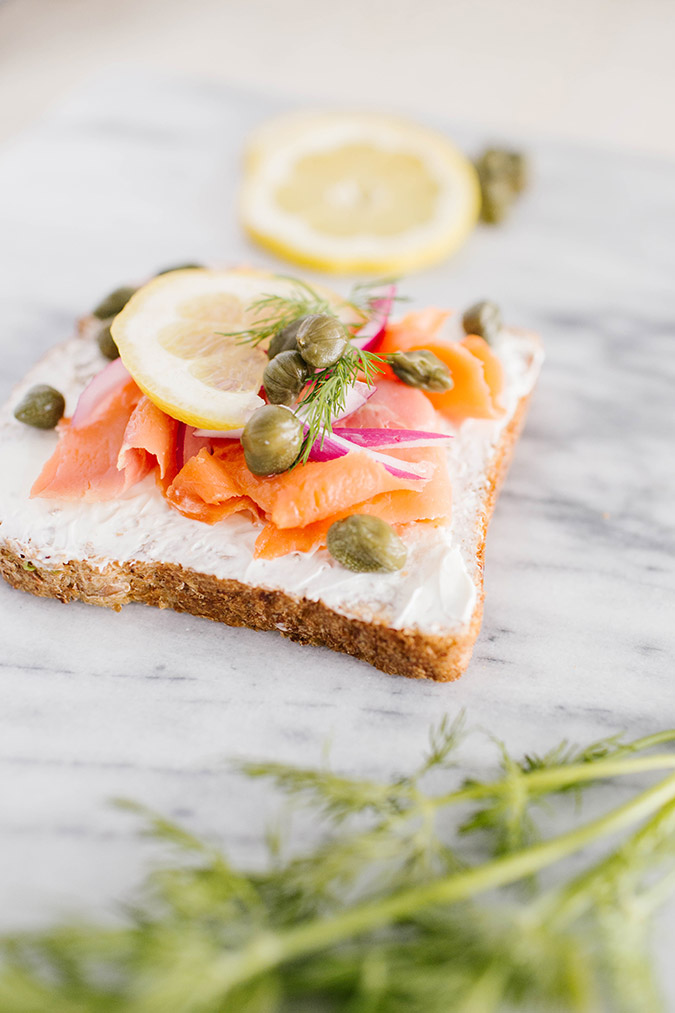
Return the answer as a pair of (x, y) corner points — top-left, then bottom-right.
(241, 112), (481, 275)
(111, 268), (352, 430)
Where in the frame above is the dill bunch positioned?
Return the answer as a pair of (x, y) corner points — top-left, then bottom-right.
(2, 718), (675, 1013)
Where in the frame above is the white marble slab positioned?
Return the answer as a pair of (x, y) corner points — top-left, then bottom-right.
(0, 68), (674, 986)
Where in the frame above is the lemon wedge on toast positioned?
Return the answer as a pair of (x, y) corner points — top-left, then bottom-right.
(241, 112), (480, 275)
(111, 268), (352, 430)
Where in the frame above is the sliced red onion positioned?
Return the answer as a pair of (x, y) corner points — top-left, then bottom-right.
(71, 358), (131, 429)
(307, 430), (430, 481)
(307, 437), (350, 463)
(334, 427), (453, 449)
(350, 284), (396, 353)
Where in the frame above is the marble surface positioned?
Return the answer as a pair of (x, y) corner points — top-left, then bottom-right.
(0, 68), (674, 987)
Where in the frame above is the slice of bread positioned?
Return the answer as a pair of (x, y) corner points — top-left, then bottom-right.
(0, 317), (542, 681)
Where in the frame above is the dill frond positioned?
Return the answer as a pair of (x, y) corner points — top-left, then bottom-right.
(294, 346), (387, 463)
(2, 722), (675, 1012)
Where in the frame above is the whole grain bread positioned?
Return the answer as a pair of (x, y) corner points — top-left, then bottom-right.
(0, 383), (533, 682)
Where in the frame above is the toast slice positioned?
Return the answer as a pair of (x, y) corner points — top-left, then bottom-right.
(0, 313), (542, 682)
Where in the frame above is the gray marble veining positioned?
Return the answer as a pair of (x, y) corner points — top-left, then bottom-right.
(0, 68), (674, 988)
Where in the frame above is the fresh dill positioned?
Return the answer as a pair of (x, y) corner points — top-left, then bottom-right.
(224, 277), (346, 348)
(3, 719), (675, 1012)
(221, 275), (405, 456)
(225, 275), (397, 348)
(295, 345), (387, 463)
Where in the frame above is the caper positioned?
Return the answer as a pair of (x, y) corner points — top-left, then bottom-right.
(92, 286), (137, 320)
(478, 176), (514, 224)
(461, 300), (502, 345)
(390, 349), (453, 393)
(241, 405), (304, 476)
(155, 262), (205, 276)
(263, 351), (310, 406)
(14, 384), (66, 430)
(268, 318), (303, 360)
(475, 147), (528, 224)
(480, 148), (528, 193)
(96, 320), (120, 360)
(327, 514), (407, 573)
(508, 153), (528, 194)
(296, 314), (348, 369)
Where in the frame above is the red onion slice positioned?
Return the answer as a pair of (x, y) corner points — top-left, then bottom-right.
(71, 358), (131, 429)
(350, 284), (396, 353)
(334, 427), (452, 449)
(307, 430), (430, 481)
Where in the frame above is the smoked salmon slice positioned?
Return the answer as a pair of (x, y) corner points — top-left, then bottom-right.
(254, 446), (451, 559)
(224, 445), (429, 530)
(32, 378), (181, 502)
(461, 334), (504, 406)
(118, 395), (179, 489)
(339, 379), (440, 432)
(379, 310), (504, 421)
(31, 376), (149, 501)
(165, 448), (258, 524)
(379, 309), (451, 354)
(423, 338), (503, 421)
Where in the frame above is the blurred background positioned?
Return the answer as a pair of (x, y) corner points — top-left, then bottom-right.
(0, 0), (673, 157)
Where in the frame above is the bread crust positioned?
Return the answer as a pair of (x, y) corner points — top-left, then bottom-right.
(0, 389), (533, 682)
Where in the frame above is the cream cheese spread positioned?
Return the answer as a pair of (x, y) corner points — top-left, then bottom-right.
(0, 323), (542, 635)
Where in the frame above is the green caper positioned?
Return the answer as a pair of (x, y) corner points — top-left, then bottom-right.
(92, 286), (137, 320)
(155, 262), (205, 276)
(263, 351), (310, 406)
(475, 147), (528, 224)
(390, 350), (453, 393)
(480, 148), (528, 193)
(14, 384), (66, 430)
(327, 514), (407, 573)
(267, 318), (303, 359)
(296, 314), (348, 369)
(461, 300), (502, 345)
(241, 404), (304, 476)
(96, 320), (120, 360)
(481, 178), (515, 223)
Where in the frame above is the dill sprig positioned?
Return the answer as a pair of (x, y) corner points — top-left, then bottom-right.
(295, 345), (387, 463)
(226, 276), (390, 348)
(3, 720), (675, 1012)
(226, 275), (406, 347)
(224, 277), (346, 347)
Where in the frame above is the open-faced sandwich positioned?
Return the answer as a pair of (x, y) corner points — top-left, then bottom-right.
(0, 268), (542, 680)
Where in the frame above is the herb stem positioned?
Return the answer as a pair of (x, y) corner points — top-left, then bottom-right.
(205, 772), (675, 998)
(435, 751), (675, 810)
(623, 730), (675, 753)
(538, 796), (675, 929)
